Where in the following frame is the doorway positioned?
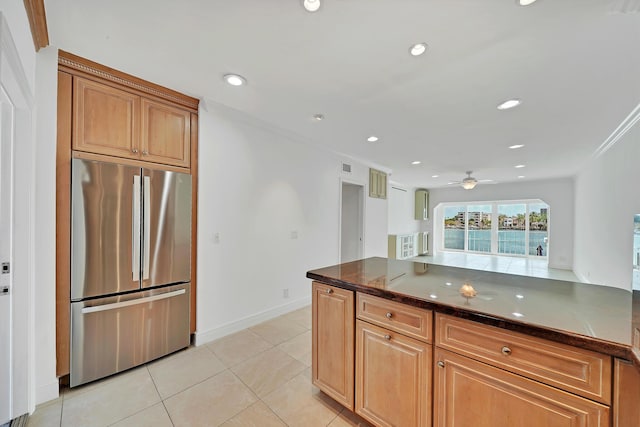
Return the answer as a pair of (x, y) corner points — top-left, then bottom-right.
(340, 181), (364, 263)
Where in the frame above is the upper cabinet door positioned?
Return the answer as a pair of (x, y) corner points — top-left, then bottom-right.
(141, 99), (191, 168)
(73, 77), (140, 158)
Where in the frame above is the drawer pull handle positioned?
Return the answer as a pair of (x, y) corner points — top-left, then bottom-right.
(386, 312), (393, 319)
(437, 361), (445, 368)
(501, 346), (512, 356)
(326, 289), (333, 294)
(384, 334), (391, 340)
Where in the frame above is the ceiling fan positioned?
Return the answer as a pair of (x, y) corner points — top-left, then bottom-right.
(448, 171), (494, 190)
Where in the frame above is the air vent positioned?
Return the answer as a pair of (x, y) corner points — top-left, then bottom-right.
(608, 0), (640, 13)
(342, 163), (352, 173)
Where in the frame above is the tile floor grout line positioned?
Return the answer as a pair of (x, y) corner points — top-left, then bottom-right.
(160, 399), (177, 427)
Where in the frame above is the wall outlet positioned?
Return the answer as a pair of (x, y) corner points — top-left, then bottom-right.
(283, 288), (289, 298)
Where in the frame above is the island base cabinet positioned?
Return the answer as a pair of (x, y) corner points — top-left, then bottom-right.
(356, 320), (432, 427)
(434, 348), (610, 427)
(312, 281), (354, 410)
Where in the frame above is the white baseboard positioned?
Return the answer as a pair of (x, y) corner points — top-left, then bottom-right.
(194, 296), (311, 346)
(547, 263), (573, 271)
(35, 380), (59, 407)
(573, 271), (590, 284)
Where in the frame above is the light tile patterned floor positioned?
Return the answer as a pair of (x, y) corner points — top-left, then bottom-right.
(27, 306), (373, 427)
(412, 252), (580, 282)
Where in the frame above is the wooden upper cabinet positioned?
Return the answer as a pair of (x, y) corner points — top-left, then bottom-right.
(72, 76), (191, 168)
(141, 99), (191, 167)
(73, 77), (140, 158)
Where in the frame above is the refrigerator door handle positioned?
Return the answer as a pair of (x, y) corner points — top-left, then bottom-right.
(143, 176), (151, 280)
(132, 175), (141, 281)
(81, 289), (186, 314)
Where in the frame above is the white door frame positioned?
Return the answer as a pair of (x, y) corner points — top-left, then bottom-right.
(339, 178), (366, 263)
(0, 12), (35, 421)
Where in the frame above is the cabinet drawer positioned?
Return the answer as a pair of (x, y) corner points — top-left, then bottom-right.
(436, 314), (611, 404)
(434, 348), (610, 427)
(357, 293), (432, 343)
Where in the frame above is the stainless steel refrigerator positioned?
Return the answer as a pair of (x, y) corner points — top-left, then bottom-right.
(70, 158), (191, 387)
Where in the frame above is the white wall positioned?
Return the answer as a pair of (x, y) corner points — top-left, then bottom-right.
(388, 184), (423, 235)
(0, 2), (36, 93)
(574, 115), (640, 290)
(195, 102), (388, 344)
(33, 46), (59, 404)
(428, 178), (574, 270)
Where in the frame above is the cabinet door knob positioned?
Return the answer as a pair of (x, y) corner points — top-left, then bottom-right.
(326, 289), (333, 294)
(385, 312), (392, 319)
(384, 334), (391, 341)
(437, 361), (445, 368)
(142, 150), (149, 156)
(501, 346), (512, 356)
(131, 148), (138, 154)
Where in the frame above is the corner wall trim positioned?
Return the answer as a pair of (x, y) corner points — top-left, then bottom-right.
(193, 296), (311, 346)
(592, 103), (640, 159)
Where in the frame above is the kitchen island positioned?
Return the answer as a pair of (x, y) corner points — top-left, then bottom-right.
(307, 257), (640, 427)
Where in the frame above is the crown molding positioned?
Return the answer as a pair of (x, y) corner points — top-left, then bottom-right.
(58, 50), (199, 111)
(592, 103), (640, 159)
(23, 0), (49, 52)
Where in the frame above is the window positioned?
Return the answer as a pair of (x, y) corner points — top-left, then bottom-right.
(467, 204), (491, 253)
(441, 200), (549, 258)
(443, 206), (465, 250)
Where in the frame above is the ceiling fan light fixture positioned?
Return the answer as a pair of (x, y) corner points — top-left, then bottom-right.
(461, 178), (478, 190)
(461, 171), (478, 190)
(303, 0), (321, 12)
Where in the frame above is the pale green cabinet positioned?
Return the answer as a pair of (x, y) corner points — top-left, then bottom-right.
(415, 189), (429, 220)
(369, 168), (387, 199)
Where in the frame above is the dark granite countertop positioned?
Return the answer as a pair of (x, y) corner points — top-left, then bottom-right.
(307, 257), (640, 367)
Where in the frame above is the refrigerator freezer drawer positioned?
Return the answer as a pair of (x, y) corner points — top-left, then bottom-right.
(70, 283), (190, 387)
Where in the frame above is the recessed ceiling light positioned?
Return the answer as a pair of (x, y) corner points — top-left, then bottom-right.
(509, 144), (525, 149)
(497, 99), (522, 110)
(518, 175), (525, 179)
(367, 136), (379, 142)
(412, 161), (421, 165)
(313, 113), (324, 121)
(429, 294), (438, 299)
(518, 0), (538, 6)
(512, 312), (525, 318)
(515, 164), (526, 168)
(223, 74), (246, 86)
(409, 42), (428, 56)
(303, 0), (321, 12)
(516, 294), (524, 299)
(432, 175), (439, 178)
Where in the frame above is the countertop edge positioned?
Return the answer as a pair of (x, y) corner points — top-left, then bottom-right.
(307, 271), (637, 364)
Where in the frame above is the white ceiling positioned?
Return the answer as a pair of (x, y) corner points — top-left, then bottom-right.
(45, 0), (640, 188)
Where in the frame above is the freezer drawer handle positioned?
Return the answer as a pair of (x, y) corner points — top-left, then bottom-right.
(80, 289), (186, 314)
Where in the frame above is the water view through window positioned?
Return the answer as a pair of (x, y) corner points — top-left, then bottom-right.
(443, 201), (549, 258)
